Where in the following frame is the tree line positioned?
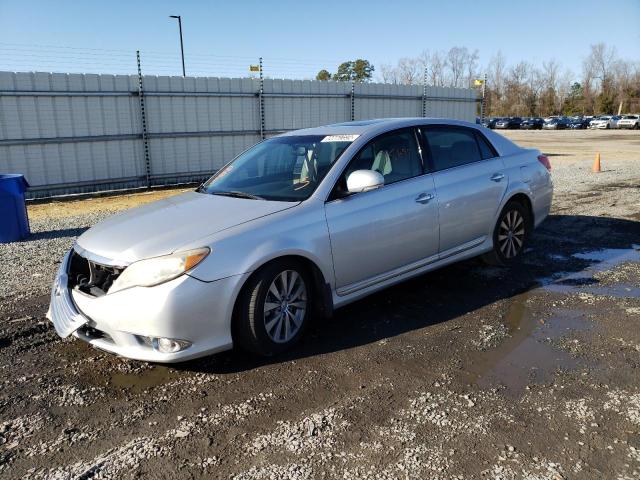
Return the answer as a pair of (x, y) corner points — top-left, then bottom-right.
(316, 44), (640, 116)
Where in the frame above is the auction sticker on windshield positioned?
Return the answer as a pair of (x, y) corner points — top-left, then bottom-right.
(321, 134), (359, 142)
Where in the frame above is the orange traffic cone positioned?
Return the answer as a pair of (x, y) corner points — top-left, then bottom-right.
(592, 152), (601, 173)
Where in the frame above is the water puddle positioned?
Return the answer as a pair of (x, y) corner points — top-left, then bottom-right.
(540, 245), (640, 299)
(465, 244), (639, 396)
(545, 281), (640, 298)
(464, 293), (591, 396)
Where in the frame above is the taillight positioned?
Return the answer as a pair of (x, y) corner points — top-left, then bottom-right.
(537, 154), (551, 171)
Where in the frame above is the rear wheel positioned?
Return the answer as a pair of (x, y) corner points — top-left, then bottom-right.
(234, 260), (312, 356)
(482, 201), (531, 266)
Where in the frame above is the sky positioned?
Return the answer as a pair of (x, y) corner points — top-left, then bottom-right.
(0, 0), (638, 80)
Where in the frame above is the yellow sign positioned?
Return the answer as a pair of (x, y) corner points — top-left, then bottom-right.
(249, 65), (260, 72)
(474, 79), (485, 86)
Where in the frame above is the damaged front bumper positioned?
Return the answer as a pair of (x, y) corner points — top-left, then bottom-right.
(47, 248), (245, 363)
(47, 251), (88, 336)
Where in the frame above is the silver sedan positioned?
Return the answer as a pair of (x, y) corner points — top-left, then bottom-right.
(47, 118), (553, 362)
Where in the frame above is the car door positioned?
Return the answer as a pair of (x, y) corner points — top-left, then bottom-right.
(325, 128), (439, 292)
(420, 126), (508, 257)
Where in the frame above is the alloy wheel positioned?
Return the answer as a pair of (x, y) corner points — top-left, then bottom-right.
(498, 210), (525, 259)
(263, 270), (307, 343)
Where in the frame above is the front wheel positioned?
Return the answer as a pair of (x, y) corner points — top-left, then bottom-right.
(234, 260), (313, 356)
(482, 201), (531, 266)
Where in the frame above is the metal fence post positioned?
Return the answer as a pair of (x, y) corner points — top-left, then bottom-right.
(259, 57), (265, 139)
(350, 82), (355, 121)
(422, 67), (428, 117)
(480, 73), (487, 124)
(136, 50), (151, 187)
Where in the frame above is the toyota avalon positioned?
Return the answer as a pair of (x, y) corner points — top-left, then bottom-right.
(47, 118), (553, 362)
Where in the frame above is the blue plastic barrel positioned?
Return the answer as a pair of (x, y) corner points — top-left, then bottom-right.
(0, 174), (30, 243)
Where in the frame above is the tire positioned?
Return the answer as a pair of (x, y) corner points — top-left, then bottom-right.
(234, 260), (313, 356)
(482, 201), (531, 266)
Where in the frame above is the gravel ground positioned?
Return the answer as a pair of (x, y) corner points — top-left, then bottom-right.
(1, 130), (639, 479)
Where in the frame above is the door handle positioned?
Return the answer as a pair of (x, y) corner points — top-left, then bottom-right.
(490, 173), (505, 182)
(415, 192), (434, 204)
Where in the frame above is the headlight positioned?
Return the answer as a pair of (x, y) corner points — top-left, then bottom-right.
(109, 247), (210, 294)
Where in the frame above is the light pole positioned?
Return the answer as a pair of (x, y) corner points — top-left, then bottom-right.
(169, 15), (186, 77)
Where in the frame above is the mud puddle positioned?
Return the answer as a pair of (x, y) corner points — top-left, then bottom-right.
(463, 293), (592, 396)
(545, 280), (640, 298)
(542, 245), (640, 299)
(463, 245), (639, 396)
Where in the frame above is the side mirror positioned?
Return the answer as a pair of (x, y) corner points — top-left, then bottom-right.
(346, 170), (384, 194)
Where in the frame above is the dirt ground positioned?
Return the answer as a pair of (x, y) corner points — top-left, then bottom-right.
(1, 130), (639, 479)
(27, 188), (193, 222)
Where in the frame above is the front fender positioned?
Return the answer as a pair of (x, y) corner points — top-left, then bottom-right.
(183, 202), (335, 286)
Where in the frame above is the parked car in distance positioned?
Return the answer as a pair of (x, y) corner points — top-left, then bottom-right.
(47, 118), (553, 362)
(589, 115), (620, 129)
(590, 116), (608, 128)
(521, 118), (545, 130)
(568, 117), (590, 129)
(542, 118), (569, 130)
(494, 117), (523, 129)
(482, 117), (503, 129)
(616, 115), (640, 129)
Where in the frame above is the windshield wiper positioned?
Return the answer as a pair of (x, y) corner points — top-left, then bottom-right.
(211, 190), (264, 200)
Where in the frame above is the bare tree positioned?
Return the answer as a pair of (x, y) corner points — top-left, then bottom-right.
(425, 50), (446, 87)
(505, 62), (531, 115)
(539, 60), (560, 114)
(373, 42), (638, 116)
(486, 51), (507, 115)
(581, 55), (596, 114)
(397, 57), (421, 85)
(488, 51), (506, 93)
(557, 68), (575, 112)
(446, 47), (468, 87)
(464, 49), (480, 88)
(379, 63), (400, 84)
(587, 43), (618, 83)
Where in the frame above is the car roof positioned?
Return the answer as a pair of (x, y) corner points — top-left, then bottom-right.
(278, 117), (484, 137)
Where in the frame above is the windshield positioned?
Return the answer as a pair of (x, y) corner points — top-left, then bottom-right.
(199, 135), (354, 202)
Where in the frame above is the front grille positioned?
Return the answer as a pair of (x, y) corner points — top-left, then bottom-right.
(67, 249), (125, 297)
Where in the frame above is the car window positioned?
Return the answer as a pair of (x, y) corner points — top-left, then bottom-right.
(422, 128), (483, 171)
(475, 132), (496, 159)
(200, 135), (352, 201)
(344, 129), (422, 186)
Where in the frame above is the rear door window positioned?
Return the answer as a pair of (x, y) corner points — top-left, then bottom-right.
(422, 127), (483, 171)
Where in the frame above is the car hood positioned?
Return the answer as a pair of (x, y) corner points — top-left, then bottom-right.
(76, 191), (298, 264)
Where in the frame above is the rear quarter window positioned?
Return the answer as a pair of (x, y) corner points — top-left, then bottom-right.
(475, 132), (497, 159)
